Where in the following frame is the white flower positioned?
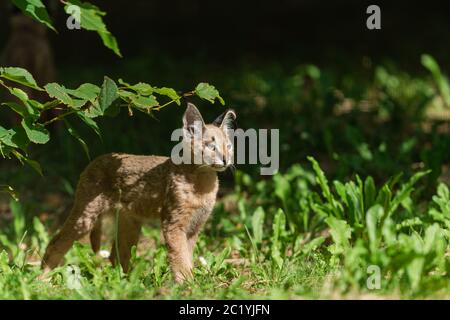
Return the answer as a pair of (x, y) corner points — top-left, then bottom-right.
(199, 256), (208, 267)
(99, 250), (110, 258)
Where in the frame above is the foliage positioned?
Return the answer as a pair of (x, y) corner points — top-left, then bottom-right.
(0, 66), (224, 198)
(11, 0), (121, 56)
(0, 157), (448, 299)
(1, 1), (449, 299)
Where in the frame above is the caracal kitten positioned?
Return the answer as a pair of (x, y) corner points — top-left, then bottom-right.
(41, 103), (236, 282)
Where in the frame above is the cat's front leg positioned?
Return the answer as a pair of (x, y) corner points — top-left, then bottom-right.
(162, 218), (193, 283)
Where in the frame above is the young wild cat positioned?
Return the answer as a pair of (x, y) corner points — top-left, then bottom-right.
(41, 103), (236, 282)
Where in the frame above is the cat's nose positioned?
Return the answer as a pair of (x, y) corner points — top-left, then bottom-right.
(215, 152), (225, 166)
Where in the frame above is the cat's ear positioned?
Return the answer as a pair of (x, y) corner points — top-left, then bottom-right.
(183, 103), (205, 136)
(213, 109), (237, 130)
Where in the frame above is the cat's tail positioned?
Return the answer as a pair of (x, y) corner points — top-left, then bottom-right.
(90, 218), (103, 253)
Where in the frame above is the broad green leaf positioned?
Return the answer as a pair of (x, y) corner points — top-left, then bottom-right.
(118, 79), (153, 95)
(271, 209), (286, 269)
(406, 257), (424, 291)
(0, 67), (43, 90)
(0, 126), (29, 151)
(344, 181), (364, 225)
(366, 205), (383, 253)
(301, 236), (325, 255)
(83, 101), (103, 118)
(98, 77), (119, 113)
(423, 224), (440, 254)
(154, 87), (181, 105)
(364, 176), (376, 210)
(117, 89), (135, 99)
(21, 118), (50, 144)
(375, 184), (392, 214)
(273, 174), (290, 206)
(98, 31), (121, 57)
(325, 216), (351, 255)
(381, 217), (396, 246)
(1, 102), (39, 121)
(45, 83), (74, 106)
(67, 83), (100, 102)
(12, 0), (55, 31)
(9, 87), (29, 102)
(430, 183), (450, 219)
(195, 83), (225, 105)
(65, 0), (121, 57)
(130, 95), (158, 110)
(334, 180), (348, 205)
(251, 206), (265, 244)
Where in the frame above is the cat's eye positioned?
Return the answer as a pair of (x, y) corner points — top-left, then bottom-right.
(207, 143), (216, 151)
(227, 143), (232, 150)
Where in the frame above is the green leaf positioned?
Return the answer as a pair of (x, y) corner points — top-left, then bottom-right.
(154, 87), (181, 105)
(12, 150), (43, 176)
(389, 171), (430, 216)
(130, 95), (158, 110)
(1, 102), (39, 121)
(11, 0), (55, 31)
(422, 54), (450, 107)
(76, 112), (102, 138)
(0, 67), (43, 90)
(83, 101), (103, 118)
(118, 79), (153, 95)
(423, 223), (440, 254)
(301, 236), (325, 255)
(212, 246), (231, 274)
(98, 31), (121, 57)
(366, 205), (384, 253)
(45, 83), (75, 106)
(325, 216), (351, 255)
(406, 257), (424, 291)
(251, 206), (265, 244)
(195, 83), (225, 105)
(98, 77), (119, 113)
(364, 176), (376, 210)
(65, 0), (121, 57)
(381, 217), (396, 246)
(0, 125), (29, 151)
(21, 118), (50, 144)
(64, 119), (90, 160)
(308, 156), (340, 216)
(67, 83), (100, 102)
(375, 183), (392, 214)
(271, 209), (286, 269)
(430, 183), (450, 220)
(273, 174), (290, 206)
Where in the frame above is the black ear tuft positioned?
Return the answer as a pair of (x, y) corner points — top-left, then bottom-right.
(213, 109), (237, 129)
(212, 112), (226, 127)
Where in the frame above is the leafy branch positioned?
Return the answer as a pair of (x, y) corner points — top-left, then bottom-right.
(0, 66), (225, 197)
(11, 0), (121, 56)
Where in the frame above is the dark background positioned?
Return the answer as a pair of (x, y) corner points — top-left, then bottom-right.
(0, 0), (449, 197)
(1, 0), (449, 68)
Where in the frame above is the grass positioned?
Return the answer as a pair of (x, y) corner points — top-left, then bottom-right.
(1, 53), (450, 300)
(0, 158), (448, 300)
